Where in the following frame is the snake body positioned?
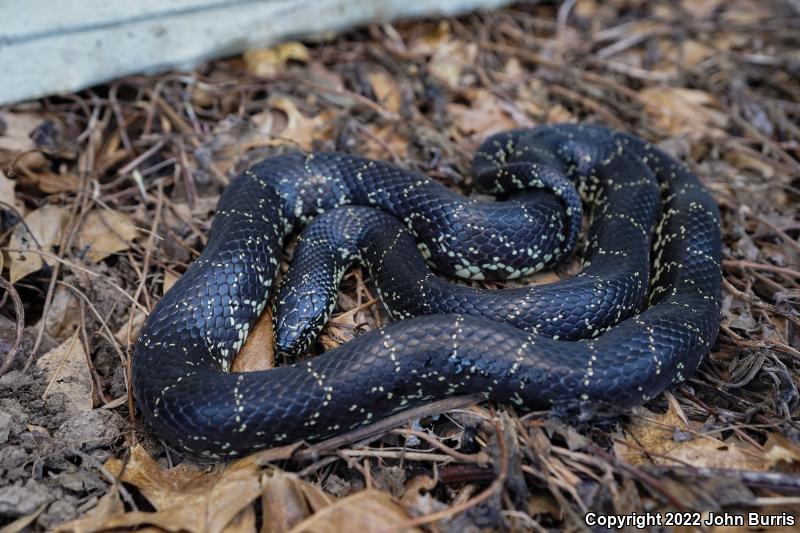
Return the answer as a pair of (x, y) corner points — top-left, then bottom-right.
(133, 124), (722, 459)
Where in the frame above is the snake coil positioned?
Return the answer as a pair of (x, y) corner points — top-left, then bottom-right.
(133, 124), (722, 459)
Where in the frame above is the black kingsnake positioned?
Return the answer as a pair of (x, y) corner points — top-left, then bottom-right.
(133, 124), (723, 459)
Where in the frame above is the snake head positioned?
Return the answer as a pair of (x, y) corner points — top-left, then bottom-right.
(273, 290), (332, 358)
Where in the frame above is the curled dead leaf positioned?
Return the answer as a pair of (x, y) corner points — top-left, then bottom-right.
(448, 89), (521, 141)
(252, 96), (332, 151)
(35, 331), (94, 414)
(261, 472), (333, 533)
(42, 286), (81, 339)
(288, 490), (420, 533)
(429, 40), (477, 88)
(0, 171), (25, 216)
(763, 433), (800, 469)
(245, 42), (310, 78)
(76, 209), (139, 262)
(615, 405), (767, 470)
(30, 171), (81, 194)
(103, 445), (263, 533)
(54, 485), (125, 533)
(0, 111), (48, 169)
(367, 70), (403, 114)
(8, 204), (70, 282)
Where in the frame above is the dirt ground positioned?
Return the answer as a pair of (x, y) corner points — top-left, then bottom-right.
(1, 0), (799, 531)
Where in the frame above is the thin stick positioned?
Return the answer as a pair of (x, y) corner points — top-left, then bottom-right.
(0, 277), (25, 376)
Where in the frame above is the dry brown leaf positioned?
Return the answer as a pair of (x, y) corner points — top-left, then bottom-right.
(104, 445), (263, 532)
(77, 209), (139, 262)
(223, 505), (257, 533)
(54, 485), (125, 532)
(367, 71), (402, 114)
(361, 124), (408, 160)
(408, 21), (452, 55)
(43, 286), (81, 339)
(36, 331), (93, 414)
(31, 172), (81, 194)
(680, 0), (723, 18)
(0, 112), (40, 152)
(261, 472), (324, 533)
(256, 96), (331, 150)
(232, 307), (275, 372)
(288, 490), (420, 533)
(639, 87), (728, 135)
(429, 40), (477, 88)
(681, 40), (716, 67)
(319, 303), (365, 352)
(0, 171), (25, 216)
(724, 150), (776, 179)
(163, 269), (180, 294)
(0, 111), (45, 163)
(245, 42), (310, 78)
(546, 104), (574, 125)
(616, 406), (767, 470)
(722, 0), (772, 24)
(763, 433), (800, 469)
(8, 203), (70, 282)
(448, 89), (521, 141)
(104, 445), (214, 510)
(113, 309), (147, 346)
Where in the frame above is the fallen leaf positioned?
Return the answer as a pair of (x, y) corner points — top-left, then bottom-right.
(545, 104), (575, 126)
(113, 309), (147, 347)
(724, 150), (775, 179)
(319, 303), (365, 352)
(42, 286), (81, 339)
(163, 269), (180, 294)
(429, 40), (477, 88)
(245, 42), (310, 78)
(231, 306), (275, 372)
(253, 96), (332, 150)
(54, 485), (125, 532)
(722, 0), (772, 24)
(77, 209), (139, 262)
(681, 40), (716, 67)
(367, 71), (403, 114)
(680, 0), (723, 18)
(30, 171), (81, 194)
(261, 472), (327, 533)
(0, 111), (47, 168)
(361, 124), (408, 160)
(448, 89), (521, 141)
(8, 204), (70, 282)
(763, 433), (800, 469)
(104, 444), (263, 532)
(223, 504), (256, 533)
(36, 331), (94, 414)
(0, 171), (25, 216)
(639, 87), (728, 135)
(408, 21), (452, 56)
(288, 490), (420, 533)
(615, 406), (767, 470)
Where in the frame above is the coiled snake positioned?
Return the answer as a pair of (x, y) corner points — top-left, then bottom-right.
(133, 124), (722, 458)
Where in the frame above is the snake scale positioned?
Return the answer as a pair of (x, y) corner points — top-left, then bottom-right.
(133, 124), (722, 459)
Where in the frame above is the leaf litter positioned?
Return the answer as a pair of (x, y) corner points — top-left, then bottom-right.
(1, 0), (799, 530)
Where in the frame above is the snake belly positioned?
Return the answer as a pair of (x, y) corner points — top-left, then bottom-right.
(133, 124), (722, 459)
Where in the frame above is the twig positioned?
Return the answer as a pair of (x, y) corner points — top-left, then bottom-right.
(387, 412), (509, 531)
(0, 277), (25, 376)
(723, 259), (800, 279)
(294, 396), (480, 462)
